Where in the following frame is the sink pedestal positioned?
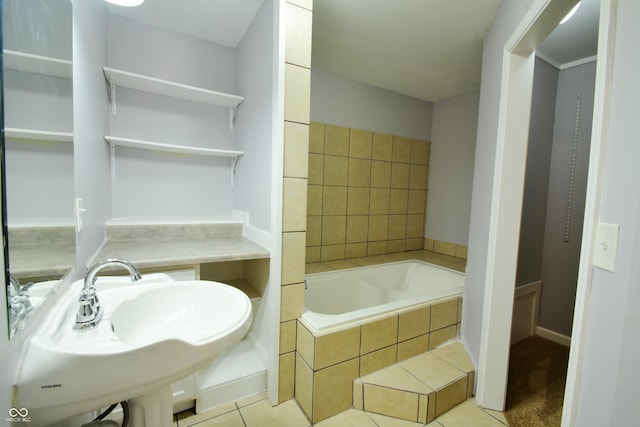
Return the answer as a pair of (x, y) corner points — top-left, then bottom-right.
(128, 386), (173, 427)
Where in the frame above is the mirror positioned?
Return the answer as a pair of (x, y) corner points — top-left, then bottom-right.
(2, 0), (74, 338)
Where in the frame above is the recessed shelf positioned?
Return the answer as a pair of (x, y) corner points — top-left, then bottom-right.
(103, 67), (244, 130)
(104, 136), (244, 182)
(4, 127), (74, 143)
(3, 50), (72, 79)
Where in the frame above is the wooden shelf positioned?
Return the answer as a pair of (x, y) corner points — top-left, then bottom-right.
(4, 127), (73, 143)
(104, 136), (243, 182)
(4, 50), (72, 79)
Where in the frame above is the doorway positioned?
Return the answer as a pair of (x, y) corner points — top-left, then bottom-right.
(475, 1), (616, 426)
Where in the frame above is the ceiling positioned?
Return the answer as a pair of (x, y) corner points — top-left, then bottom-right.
(108, 0), (599, 103)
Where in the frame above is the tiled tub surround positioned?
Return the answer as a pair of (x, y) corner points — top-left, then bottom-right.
(307, 122), (430, 263)
(295, 295), (463, 423)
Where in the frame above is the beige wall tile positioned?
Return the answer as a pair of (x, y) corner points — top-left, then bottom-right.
(371, 160), (392, 188)
(372, 133), (393, 161)
(284, 122), (309, 179)
(406, 238), (425, 251)
(424, 238), (435, 251)
(283, 178), (308, 232)
(361, 315), (398, 354)
(387, 239), (405, 253)
(309, 122), (325, 154)
(350, 129), (373, 159)
(429, 325), (457, 350)
(427, 394), (436, 423)
(346, 216), (369, 243)
(280, 320), (297, 354)
(348, 158), (372, 187)
(467, 371), (475, 398)
(368, 215), (389, 242)
(322, 186), (347, 215)
(406, 214), (425, 239)
(305, 246), (321, 263)
(294, 353), (313, 419)
(360, 345), (397, 376)
(399, 306), (431, 341)
(458, 298), (463, 323)
(313, 359), (360, 423)
(321, 244), (345, 261)
(411, 139), (430, 165)
(353, 380), (364, 410)
(409, 164), (428, 190)
(390, 163), (410, 189)
(367, 241), (387, 256)
(282, 232), (306, 285)
(322, 216), (346, 245)
(346, 243), (368, 259)
(284, 64), (310, 124)
(434, 376), (468, 418)
(431, 299), (459, 331)
(325, 125), (350, 156)
(390, 189), (409, 214)
(281, 283), (305, 321)
(285, 2), (312, 68)
(306, 216), (321, 247)
(419, 394), (429, 424)
(388, 215), (407, 240)
(308, 154), (324, 186)
(397, 334), (429, 361)
(392, 136), (412, 163)
(347, 187), (370, 215)
(369, 189), (390, 215)
(297, 321), (315, 367)
(279, 352), (296, 403)
(456, 244), (468, 259)
(315, 327), (361, 369)
(323, 155), (349, 186)
(363, 384), (419, 422)
(408, 190), (427, 214)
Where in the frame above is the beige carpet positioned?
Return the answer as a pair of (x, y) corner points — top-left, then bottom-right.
(504, 336), (570, 427)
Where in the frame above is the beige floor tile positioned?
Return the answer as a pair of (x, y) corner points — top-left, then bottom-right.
(436, 399), (508, 427)
(235, 391), (268, 408)
(363, 384), (420, 422)
(194, 410), (245, 427)
(361, 364), (432, 394)
(367, 411), (426, 427)
(314, 408), (378, 427)
(400, 353), (465, 390)
(431, 341), (475, 373)
(482, 408), (510, 425)
(176, 403), (236, 426)
(241, 399), (310, 427)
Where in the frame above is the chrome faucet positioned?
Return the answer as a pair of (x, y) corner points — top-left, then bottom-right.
(7, 274), (34, 334)
(74, 258), (141, 330)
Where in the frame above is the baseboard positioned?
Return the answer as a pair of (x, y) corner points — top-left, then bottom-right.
(536, 326), (571, 347)
(511, 281), (541, 344)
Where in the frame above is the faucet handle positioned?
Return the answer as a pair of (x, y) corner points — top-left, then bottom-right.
(74, 287), (103, 330)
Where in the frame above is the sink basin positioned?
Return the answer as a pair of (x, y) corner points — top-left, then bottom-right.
(15, 274), (252, 426)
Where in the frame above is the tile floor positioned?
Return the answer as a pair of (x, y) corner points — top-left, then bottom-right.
(174, 393), (509, 426)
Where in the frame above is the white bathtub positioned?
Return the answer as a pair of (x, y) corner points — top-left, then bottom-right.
(301, 260), (465, 332)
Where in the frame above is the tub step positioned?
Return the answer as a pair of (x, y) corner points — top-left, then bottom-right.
(353, 341), (475, 424)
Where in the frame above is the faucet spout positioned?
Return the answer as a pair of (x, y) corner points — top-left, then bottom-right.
(74, 258), (141, 330)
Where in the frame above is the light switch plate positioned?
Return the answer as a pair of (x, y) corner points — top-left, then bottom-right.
(593, 222), (619, 272)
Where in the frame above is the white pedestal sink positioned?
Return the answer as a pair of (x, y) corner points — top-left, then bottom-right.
(14, 274), (252, 427)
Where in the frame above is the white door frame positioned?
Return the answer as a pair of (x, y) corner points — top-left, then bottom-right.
(475, 1), (616, 426)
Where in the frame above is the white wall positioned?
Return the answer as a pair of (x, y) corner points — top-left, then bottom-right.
(234, 0), (276, 233)
(426, 90), (479, 246)
(310, 68), (432, 140)
(463, 0), (535, 364)
(73, 0), (111, 274)
(107, 15), (237, 219)
(516, 57), (558, 286)
(574, 0), (640, 424)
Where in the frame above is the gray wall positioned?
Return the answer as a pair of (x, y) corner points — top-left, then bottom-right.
(310, 68), (432, 140)
(426, 90), (479, 246)
(539, 61), (596, 336)
(516, 58), (558, 286)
